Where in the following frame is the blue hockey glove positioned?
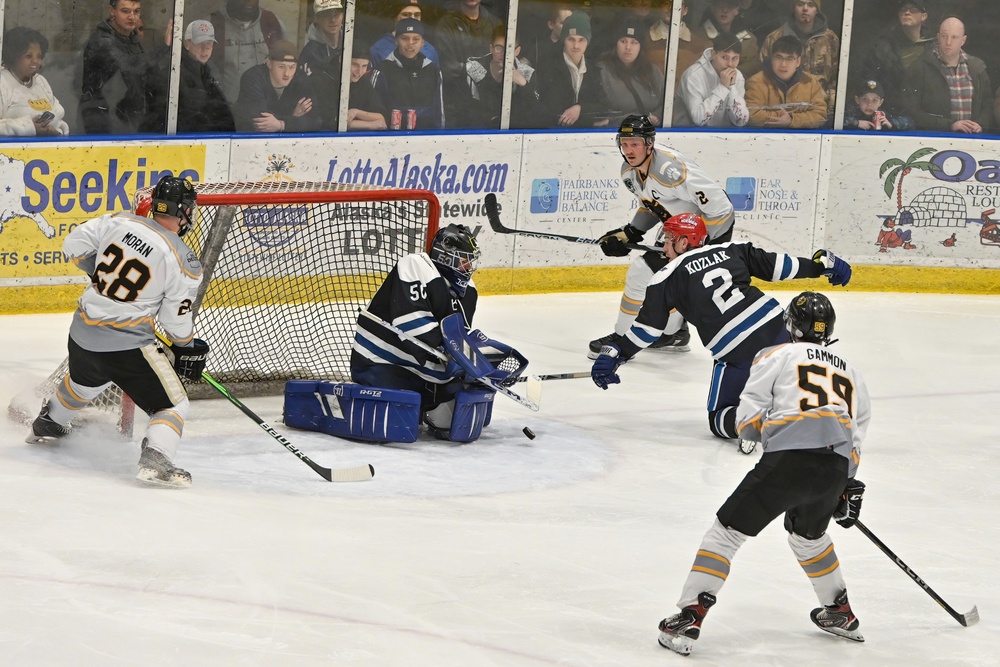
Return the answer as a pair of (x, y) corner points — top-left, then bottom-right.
(813, 249), (852, 286)
(591, 344), (624, 390)
(833, 478), (865, 528)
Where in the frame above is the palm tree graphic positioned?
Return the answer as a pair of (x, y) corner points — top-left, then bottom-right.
(879, 148), (939, 224)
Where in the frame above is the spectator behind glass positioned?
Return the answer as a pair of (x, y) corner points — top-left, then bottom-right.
(234, 40), (321, 132)
(142, 19), (237, 133)
(521, 3), (572, 68)
(466, 25), (538, 128)
(210, 0), (286, 104)
(300, 0), (346, 131)
(760, 0), (838, 127)
(844, 78), (913, 131)
(371, 18), (443, 129)
(691, 0), (761, 80)
(80, 0), (171, 134)
(347, 39), (388, 131)
(647, 0), (672, 73)
(745, 34), (826, 128)
(902, 15), (990, 134)
(534, 11), (611, 128)
(675, 31), (749, 127)
(370, 2), (439, 69)
(857, 1), (931, 112)
(598, 18), (664, 127)
(0, 27), (69, 136)
(436, 0), (501, 128)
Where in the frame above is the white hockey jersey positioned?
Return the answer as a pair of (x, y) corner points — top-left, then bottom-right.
(620, 143), (735, 241)
(736, 342), (871, 477)
(64, 212), (202, 352)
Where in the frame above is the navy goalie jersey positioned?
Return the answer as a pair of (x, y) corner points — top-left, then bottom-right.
(351, 253), (478, 384)
(620, 242), (825, 363)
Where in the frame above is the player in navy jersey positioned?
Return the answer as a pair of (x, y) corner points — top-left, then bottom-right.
(352, 223), (527, 440)
(591, 212), (853, 449)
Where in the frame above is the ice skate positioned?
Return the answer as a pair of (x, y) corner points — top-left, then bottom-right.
(657, 592), (716, 656)
(136, 440), (192, 488)
(25, 404), (70, 444)
(648, 322), (691, 353)
(810, 590), (864, 642)
(588, 332), (621, 360)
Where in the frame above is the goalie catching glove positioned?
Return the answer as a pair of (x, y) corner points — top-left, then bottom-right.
(168, 338), (210, 380)
(813, 249), (852, 286)
(833, 478), (865, 528)
(440, 313), (528, 387)
(600, 225), (644, 257)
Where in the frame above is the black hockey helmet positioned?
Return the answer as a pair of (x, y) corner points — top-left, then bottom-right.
(785, 291), (836, 344)
(617, 114), (656, 145)
(150, 175), (197, 237)
(430, 224), (481, 295)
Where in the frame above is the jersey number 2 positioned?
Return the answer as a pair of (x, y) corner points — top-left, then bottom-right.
(703, 267), (744, 313)
(94, 243), (152, 302)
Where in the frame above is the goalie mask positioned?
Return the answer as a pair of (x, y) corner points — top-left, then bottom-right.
(151, 176), (197, 237)
(662, 212), (708, 249)
(430, 224), (481, 295)
(785, 291), (836, 345)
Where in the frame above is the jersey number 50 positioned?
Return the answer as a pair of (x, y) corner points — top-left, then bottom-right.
(94, 243), (152, 302)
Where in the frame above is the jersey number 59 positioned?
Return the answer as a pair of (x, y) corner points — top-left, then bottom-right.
(797, 364), (855, 417)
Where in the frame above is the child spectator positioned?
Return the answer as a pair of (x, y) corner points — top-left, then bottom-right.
(844, 79), (913, 131)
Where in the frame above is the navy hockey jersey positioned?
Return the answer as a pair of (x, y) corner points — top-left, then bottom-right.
(620, 242), (825, 362)
(351, 253), (478, 384)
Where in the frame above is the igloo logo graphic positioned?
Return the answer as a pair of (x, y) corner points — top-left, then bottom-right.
(877, 148), (1000, 252)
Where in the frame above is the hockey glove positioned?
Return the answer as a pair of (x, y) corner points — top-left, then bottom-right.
(591, 343), (624, 390)
(833, 478), (865, 528)
(600, 225), (643, 257)
(813, 249), (852, 286)
(171, 339), (210, 380)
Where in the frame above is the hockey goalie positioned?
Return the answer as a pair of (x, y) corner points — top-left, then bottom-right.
(283, 224), (529, 443)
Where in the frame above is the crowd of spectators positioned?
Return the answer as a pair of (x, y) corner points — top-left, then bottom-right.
(2, 0), (1000, 136)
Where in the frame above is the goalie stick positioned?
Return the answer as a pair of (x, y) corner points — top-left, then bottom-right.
(483, 193), (660, 253)
(156, 334), (374, 483)
(357, 309), (541, 411)
(854, 520), (979, 627)
(515, 371), (590, 382)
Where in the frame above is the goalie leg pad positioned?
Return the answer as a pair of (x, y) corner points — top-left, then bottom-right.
(283, 381), (421, 443)
(447, 387), (495, 442)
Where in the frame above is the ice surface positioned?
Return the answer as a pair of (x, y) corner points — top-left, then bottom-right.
(1, 292), (996, 666)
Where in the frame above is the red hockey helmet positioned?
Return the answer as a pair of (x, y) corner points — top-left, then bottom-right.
(662, 212), (708, 249)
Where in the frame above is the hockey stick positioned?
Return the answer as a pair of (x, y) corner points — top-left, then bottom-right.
(156, 334), (374, 483)
(515, 371), (590, 382)
(357, 310), (541, 411)
(854, 520), (979, 627)
(483, 193), (660, 253)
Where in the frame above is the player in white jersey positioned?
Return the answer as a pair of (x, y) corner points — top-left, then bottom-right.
(26, 176), (209, 488)
(657, 292), (871, 656)
(589, 114), (735, 359)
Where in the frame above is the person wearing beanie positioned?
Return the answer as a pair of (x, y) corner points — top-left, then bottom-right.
(347, 38), (389, 131)
(759, 0), (839, 127)
(371, 17), (444, 129)
(235, 40), (322, 132)
(598, 18), (664, 126)
(533, 10), (611, 128)
(299, 0), (346, 130)
(369, 2), (440, 69)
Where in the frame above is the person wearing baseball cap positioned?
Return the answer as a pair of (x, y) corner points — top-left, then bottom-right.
(371, 16), (444, 129)
(234, 39), (322, 133)
(173, 19), (235, 132)
(299, 0), (346, 130)
(844, 78), (914, 132)
(853, 0), (931, 109)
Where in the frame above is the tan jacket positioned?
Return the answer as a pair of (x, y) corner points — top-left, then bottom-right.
(745, 68), (827, 128)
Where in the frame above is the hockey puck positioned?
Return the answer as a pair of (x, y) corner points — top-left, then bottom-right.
(522, 427), (536, 440)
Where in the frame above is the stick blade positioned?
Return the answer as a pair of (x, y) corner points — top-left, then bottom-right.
(483, 193), (505, 232)
(526, 375), (543, 406)
(325, 464), (375, 483)
(960, 606), (979, 627)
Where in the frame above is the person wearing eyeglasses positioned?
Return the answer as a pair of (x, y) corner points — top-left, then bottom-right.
(745, 34), (826, 128)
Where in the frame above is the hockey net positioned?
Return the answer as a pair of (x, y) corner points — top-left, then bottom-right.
(8, 181), (440, 432)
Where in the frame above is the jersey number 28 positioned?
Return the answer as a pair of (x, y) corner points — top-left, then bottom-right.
(94, 243), (152, 302)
